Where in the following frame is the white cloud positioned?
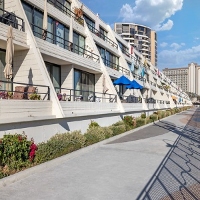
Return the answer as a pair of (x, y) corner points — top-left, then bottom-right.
(119, 0), (183, 31)
(160, 42), (168, 48)
(158, 45), (200, 69)
(170, 42), (185, 50)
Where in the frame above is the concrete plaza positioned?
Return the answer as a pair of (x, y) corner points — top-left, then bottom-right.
(0, 108), (199, 200)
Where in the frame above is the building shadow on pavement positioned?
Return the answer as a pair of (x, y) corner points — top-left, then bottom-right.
(136, 109), (200, 200)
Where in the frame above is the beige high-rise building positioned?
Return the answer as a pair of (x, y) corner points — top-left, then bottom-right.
(163, 63), (200, 95)
(114, 23), (157, 66)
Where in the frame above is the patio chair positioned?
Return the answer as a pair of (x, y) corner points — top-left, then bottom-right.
(26, 86), (37, 100)
(13, 86), (25, 100)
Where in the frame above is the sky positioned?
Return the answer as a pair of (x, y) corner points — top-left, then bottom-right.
(80, 0), (200, 70)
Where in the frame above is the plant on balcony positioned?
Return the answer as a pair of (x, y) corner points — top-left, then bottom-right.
(29, 93), (41, 100)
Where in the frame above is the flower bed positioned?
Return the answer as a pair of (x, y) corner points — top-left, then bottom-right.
(0, 106), (191, 179)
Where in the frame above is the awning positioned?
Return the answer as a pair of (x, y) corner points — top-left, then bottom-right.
(171, 96), (177, 100)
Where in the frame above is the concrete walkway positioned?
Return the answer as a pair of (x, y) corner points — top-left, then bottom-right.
(0, 108), (199, 200)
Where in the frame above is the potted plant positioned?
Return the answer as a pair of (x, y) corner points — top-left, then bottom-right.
(29, 93), (41, 100)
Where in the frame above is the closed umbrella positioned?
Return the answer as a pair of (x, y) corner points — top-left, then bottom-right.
(4, 25), (14, 80)
(103, 75), (109, 93)
(42, 0), (48, 40)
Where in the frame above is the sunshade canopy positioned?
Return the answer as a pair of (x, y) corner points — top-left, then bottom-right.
(113, 75), (131, 85)
(126, 80), (143, 89)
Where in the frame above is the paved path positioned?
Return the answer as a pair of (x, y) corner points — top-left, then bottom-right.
(0, 108), (199, 200)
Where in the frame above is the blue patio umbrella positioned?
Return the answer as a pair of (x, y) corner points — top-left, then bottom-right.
(113, 75), (131, 85)
(126, 80), (143, 89)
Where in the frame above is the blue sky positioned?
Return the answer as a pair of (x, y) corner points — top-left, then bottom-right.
(81, 0), (200, 70)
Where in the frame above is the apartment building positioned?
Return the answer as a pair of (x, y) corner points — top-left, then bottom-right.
(114, 23), (157, 66)
(0, 0), (191, 143)
(163, 63), (200, 95)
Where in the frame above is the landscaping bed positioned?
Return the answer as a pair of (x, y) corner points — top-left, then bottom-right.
(0, 107), (191, 179)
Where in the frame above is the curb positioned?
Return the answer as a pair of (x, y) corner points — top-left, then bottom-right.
(0, 112), (184, 188)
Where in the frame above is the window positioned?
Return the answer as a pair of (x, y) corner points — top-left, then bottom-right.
(22, 1), (69, 48)
(99, 26), (107, 40)
(45, 62), (61, 92)
(96, 45), (118, 69)
(48, 0), (71, 16)
(83, 14), (95, 31)
(73, 31), (85, 55)
(34, 9), (43, 37)
(74, 69), (95, 101)
(56, 22), (64, 48)
(0, 49), (7, 90)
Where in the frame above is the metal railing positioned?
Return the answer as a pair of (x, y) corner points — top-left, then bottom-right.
(55, 87), (117, 103)
(132, 72), (146, 82)
(150, 81), (156, 87)
(47, 0), (84, 26)
(103, 58), (130, 76)
(157, 100), (165, 104)
(0, 8), (25, 31)
(86, 22), (118, 49)
(31, 23), (99, 63)
(0, 80), (50, 100)
(145, 98), (156, 104)
(119, 94), (142, 103)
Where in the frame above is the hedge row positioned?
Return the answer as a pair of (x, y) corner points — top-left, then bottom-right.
(0, 106), (191, 179)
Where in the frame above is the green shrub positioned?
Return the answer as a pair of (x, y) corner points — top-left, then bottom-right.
(123, 116), (134, 129)
(141, 113), (146, 119)
(109, 124), (126, 136)
(0, 133), (31, 171)
(112, 121), (125, 126)
(88, 120), (100, 129)
(136, 118), (145, 127)
(35, 131), (86, 164)
(146, 118), (153, 124)
(161, 111), (166, 118)
(149, 114), (158, 121)
(84, 127), (113, 146)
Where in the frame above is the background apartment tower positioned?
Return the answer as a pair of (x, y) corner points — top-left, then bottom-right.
(163, 63), (200, 95)
(114, 23), (157, 66)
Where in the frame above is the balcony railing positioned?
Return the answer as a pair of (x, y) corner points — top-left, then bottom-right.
(86, 22), (118, 49)
(47, 0), (84, 26)
(55, 87), (117, 103)
(103, 59), (130, 76)
(0, 8), (25, 31)
(157, 100), (165, 104)
(150, 81), (156, 87)
(119, 94), (142, 103)
(31, 24), (99, 63)
(0, 80), (50, 100)
(132, 72), (146, 82)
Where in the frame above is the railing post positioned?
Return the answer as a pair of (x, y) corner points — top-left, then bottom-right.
(48, 86), (50, 100)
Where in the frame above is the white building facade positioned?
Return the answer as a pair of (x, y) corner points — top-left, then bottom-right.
(0, 0), (191, 143)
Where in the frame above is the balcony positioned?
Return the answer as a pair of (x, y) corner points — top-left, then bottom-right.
(132, 70), (146, 80)
(31, 24), (100, 66)
(55, 87), (119, 116)
(0, 8), (25, 31)
(86, 22), (118, 49)
(103, 59), (130, 76)
(47, 0), (84, 26)
(0, 80), (53, 123)
(0, 8), (28, 50)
